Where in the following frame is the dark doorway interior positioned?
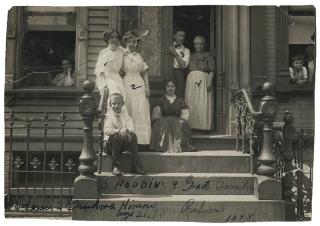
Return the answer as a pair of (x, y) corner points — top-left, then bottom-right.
(173, 6), (210, 52)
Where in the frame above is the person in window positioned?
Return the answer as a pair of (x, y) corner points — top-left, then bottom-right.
(289, 55), (308, 86)
(168, 28), (190, 98)
(150, 79), (197, 153)
(95, 29), (127, 106)
(52, 59), (75, 87)
(185, 36), (214, 131)
(122, 31), (151, 147)
(305, 32), (315, 83)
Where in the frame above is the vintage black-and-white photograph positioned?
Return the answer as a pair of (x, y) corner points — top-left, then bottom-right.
(3, 1), (316, 223)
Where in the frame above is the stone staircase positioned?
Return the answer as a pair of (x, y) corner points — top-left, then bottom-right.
(72, 135), (285, 222)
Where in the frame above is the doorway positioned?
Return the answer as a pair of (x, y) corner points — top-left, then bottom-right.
(172, 6), (218, 133)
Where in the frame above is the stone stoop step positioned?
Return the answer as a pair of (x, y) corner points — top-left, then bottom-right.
(100, 150), (251, 173)
(72, 194), (285, 222)
(191, 135), (237, 150)
(96, 172), (255, 195)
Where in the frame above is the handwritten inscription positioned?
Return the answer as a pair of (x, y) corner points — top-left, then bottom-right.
(225, 213), (254, 222)
(180, 176), (210, 191)
(181, 199), (225, 219)
(72, 198), (159, 221)
(212, 178), (250, 192)
(116, 198), (158, 220)
(101, 178), (165, 191)
(72, 199), (115, 210)
(130, 84), (143, 90)
(195, 80), (202, 87)
(100, 176), (251, 194)
(9, 196), (72, 213)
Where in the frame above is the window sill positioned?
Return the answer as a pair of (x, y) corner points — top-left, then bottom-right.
(5, 87), (100, 98)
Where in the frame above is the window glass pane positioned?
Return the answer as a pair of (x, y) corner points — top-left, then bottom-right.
(25, 7), (76, 29)
(27, 14), (75, 27)
(26, 6), (76, 13)
(21, 31), (76, 87)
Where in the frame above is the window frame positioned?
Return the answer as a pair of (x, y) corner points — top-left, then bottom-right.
(276, 6), (315, 92)
(9, 6), (88, 91)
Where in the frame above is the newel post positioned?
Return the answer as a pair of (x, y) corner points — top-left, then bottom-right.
(74, 80), (98, 199)
(282, 111), (296, 220)
(254, 82), (282, 200)
(258, 82), (278, 176)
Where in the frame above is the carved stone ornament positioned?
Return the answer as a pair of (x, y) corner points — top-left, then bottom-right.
(30, 156), (41, 169)
(79, 98), (96, 117)
(13, 156), (24, 169)
(78, 27), (87, 40)
(261, 101), (278, 117)
(49, 158), (58, 171)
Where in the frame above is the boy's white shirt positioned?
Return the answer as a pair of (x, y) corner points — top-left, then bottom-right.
(289, 66), (308, 80)
(173, 41), (190, 68)
(104, 107), (135, 141)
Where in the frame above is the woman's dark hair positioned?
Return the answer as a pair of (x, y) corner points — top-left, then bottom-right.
(123, 30), (139, 43)
(164, 79), (176, 89)
(103, 29), (121, 44)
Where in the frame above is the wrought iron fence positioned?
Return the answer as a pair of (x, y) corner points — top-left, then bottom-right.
(232, 84), (314, 220)
(5, 110), (79, 216)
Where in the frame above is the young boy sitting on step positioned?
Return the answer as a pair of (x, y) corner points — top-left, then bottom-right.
(104, 93), (145, 176)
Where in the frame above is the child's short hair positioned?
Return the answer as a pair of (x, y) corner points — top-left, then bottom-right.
(109, 93), (124, 105)
(291, 54), (304, 64)
(173, 27), (186, 35)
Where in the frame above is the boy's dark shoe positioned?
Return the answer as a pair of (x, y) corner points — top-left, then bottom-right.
(112, 167), (122, 176)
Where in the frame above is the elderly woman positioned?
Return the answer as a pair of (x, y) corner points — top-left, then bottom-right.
(185, 36), (215, 131)
(150, 79), (197, 153)
(95, 29), (126, 102)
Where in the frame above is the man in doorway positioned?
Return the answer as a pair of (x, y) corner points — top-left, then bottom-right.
(168, 28), (190, 98)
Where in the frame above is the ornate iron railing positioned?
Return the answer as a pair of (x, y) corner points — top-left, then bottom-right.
(5, 110), (79, 216)
(232, 82), (278, 176)
(280, 118), (313, 221)
(232, 83), (313, 220)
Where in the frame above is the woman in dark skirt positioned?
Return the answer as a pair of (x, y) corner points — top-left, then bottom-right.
(150, 79), (197, 153)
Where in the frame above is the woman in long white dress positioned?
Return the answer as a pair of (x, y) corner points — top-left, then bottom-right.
(95, 29), (127, 103)
(185, 36), (214, 131)
(122, 31), (151, 145)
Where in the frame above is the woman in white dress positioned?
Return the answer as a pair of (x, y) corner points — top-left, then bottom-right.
(185, 36), (214, 131)
(95, 29), (127, 104)
(122, 31), (151, 146)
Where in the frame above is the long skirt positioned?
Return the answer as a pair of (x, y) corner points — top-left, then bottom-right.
(123, 73), (151, 145)
(150, 116), (196, 153)
(185, 70), (213, 130)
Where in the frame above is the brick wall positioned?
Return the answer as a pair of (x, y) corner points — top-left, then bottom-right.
(276, 94), (314, 131)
